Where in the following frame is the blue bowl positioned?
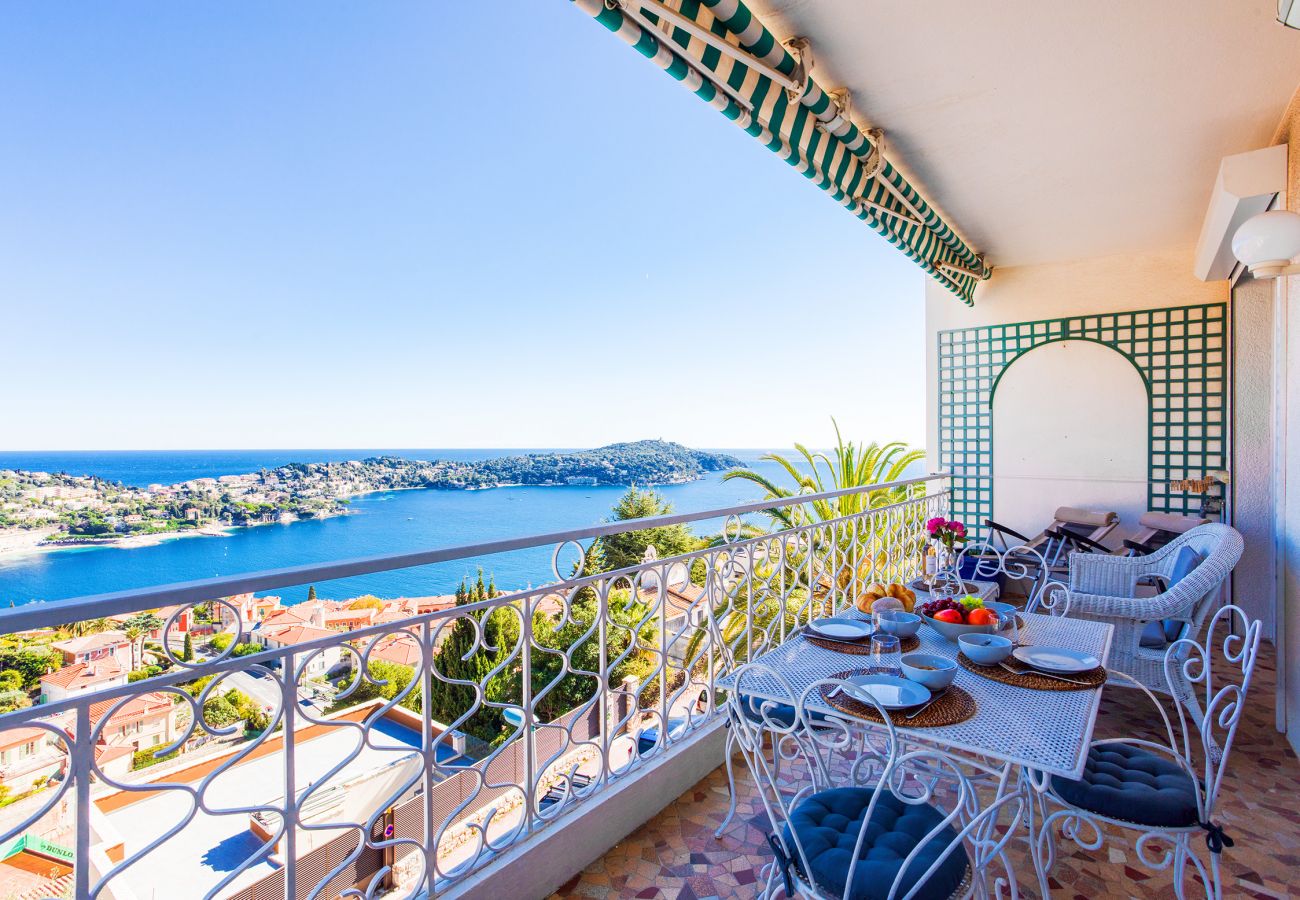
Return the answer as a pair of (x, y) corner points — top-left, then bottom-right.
(900, 653), (957, 690)
(877, 610), (921, 638)
(958, 633), (1013, 665)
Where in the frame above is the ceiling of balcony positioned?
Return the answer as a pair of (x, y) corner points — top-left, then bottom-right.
(749, 0), (1300, 268)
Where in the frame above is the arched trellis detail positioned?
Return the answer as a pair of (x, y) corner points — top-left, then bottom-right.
(936, 303), (1228, 536)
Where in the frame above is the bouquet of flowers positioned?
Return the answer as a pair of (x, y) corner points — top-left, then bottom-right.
(925, 517), (968, 549)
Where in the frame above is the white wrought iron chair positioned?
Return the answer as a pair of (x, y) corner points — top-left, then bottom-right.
(727, 663), (1023, 899)
(1034, 604), (1261, 899)
(1062, 523), (1243, 705)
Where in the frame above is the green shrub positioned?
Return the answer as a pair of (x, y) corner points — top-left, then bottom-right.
(132, 746), (180, 771)
(231, 642), (261, 657)
(0, 669), (24, 692)
(208, 633), (233, 652)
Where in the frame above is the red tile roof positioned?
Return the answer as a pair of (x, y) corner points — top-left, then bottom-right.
(261, 624), (336, 646)
(86, 692), (174, 728)
(51, 631), (128, 654)
(40, 659), (124, 690)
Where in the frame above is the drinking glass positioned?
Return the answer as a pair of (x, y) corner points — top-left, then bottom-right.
(870, 633), (902, 676)
(998, 608), (1020, 647)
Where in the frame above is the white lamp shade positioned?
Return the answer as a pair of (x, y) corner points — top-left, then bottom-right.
(1232, 209), (1300, 269)
(1282, 0), (1300, 29)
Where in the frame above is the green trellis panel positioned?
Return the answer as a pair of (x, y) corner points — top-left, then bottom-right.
(937, 303), (1228, 534)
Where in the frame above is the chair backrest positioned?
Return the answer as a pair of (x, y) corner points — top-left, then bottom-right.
(1163, 604), (1262, 819)
(1148, 524), (1243, 623)
(727, 665), (1003, 900)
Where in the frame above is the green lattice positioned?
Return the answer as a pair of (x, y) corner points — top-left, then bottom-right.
(937, 303), (1227, 534)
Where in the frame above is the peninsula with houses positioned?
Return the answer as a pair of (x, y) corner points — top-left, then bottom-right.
(0, 441), (741, 552)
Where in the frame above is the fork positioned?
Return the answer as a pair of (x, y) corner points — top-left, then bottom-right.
(998, 661), (1092, 686)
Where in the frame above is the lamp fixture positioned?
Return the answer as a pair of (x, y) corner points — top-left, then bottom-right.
(1231, 209), (1300, 278)
(1281, 0), (1300, 30)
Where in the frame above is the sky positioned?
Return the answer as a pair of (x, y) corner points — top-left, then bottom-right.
(0, 2), (926, 452)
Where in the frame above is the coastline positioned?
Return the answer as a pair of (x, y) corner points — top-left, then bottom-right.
(0, 474), (711, 564)
(0, 522), (237, 561)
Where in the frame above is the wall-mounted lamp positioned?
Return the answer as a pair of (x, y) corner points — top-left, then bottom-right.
(1231, 209), (1300, 279)
(1281, 0), (1300, 29)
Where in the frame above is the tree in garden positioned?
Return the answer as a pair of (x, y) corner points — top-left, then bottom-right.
(425, 572), (511, 744)
(181, 631), (193, 662)
(55, 618), (112, 638)
(600, 488), (702, 571)
(307, 585), (317, 602)
(124, 612), (165, 669)
(348, 595), (385, 610)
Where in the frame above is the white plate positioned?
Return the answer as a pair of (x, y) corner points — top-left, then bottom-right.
(809, 618), (873, 641)
(1012, 646), (1101, 674)
(843, 674), (931, 710)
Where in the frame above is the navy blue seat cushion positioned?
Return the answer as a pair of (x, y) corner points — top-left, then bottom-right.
(781, 787), (967, 900)
(1051, 742), (1199, 829)
(737, 693), (835, 729)
(636, 717), (687, 755)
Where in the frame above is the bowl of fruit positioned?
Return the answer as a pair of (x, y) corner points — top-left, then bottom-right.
(917, 595), (1002, 643)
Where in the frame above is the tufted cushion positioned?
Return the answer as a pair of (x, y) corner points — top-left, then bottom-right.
(781, 787), (967, 900)
(1051, 742), (1199, 828)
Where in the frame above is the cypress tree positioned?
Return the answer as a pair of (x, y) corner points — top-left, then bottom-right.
(307, 585), (317, 601)
(181, 631), (193, 662)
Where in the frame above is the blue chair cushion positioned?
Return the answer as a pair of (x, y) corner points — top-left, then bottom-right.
(1137, 547), (1204, 648)
(781, 787), (967, 900)
(1050, 742), (1199, 829)
(636, 717), (688, 755)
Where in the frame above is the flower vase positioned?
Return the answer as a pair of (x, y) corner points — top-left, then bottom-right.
(932, 544), (963, 598)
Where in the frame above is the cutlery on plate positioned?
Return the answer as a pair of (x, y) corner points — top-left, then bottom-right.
(804, 632), (871, 648)
(906, 688), (948, 720)
(998, 661), (1092, 685)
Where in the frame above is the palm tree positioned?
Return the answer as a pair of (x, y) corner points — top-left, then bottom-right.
(688, 423), (927, 666)
(722, 420), (924, 528)
(55, 617), (112, 638)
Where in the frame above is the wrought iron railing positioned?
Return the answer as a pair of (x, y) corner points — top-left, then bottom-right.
(0, 473), (948, 899)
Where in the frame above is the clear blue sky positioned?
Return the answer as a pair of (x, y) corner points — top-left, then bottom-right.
(0, 2), (925, 451)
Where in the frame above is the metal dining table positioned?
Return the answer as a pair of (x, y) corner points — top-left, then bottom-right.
(717, 609), (1115, 896)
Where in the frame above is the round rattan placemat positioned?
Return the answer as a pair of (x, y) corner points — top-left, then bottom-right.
(819, 667), (976, 728)
(956, 652), (1105, 691)
(805, 633), (920, 655)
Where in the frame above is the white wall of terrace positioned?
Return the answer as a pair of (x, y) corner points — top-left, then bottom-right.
(924, 249), (1227, 546)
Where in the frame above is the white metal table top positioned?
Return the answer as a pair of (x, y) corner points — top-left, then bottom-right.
(718, 612), (1114, 779)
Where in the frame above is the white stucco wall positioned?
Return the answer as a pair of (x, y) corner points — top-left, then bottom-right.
(1232, 274), (1277, 640)
(925, 248), (1227, 545)
(991, 340), (1149, 538)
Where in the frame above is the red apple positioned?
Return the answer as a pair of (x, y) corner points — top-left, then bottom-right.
(934, 608), (964, 624)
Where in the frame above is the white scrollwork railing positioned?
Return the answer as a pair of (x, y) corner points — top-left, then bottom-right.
(0, 473), (947, 899)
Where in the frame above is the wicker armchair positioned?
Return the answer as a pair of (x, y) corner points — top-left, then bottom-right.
(1064, 524), (1243, 706)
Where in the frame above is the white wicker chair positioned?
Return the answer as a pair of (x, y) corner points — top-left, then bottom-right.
(1063, 523), (1243, 707)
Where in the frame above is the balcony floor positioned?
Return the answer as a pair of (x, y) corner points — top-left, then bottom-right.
(550, 644), (1298, 900)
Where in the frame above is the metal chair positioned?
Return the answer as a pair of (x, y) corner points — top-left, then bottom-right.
(727, 663), (1022, 899)
(1035, 604), (1261, 899)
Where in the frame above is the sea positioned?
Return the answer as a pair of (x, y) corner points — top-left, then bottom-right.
(0, 449), (880, 608)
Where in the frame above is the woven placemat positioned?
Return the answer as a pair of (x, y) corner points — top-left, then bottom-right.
(805, 633), (920, 655)
(956, 652), (1105, 691)
(818, 667), (977, 728)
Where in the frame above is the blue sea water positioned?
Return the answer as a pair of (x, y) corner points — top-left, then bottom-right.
(0, 449), (876, 607)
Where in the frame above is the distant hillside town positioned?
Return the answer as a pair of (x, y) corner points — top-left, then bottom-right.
(0, 440), (741, 548)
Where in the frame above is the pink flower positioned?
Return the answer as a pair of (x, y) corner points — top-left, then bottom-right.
(949, 520), (966, 535)
(925, 516), (946, 534)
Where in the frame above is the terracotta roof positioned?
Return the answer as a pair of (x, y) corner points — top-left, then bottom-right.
(94, 745), (134, 764)
(40, 659), (124, 690)
(365, 637), (422, 668)
(260, 607), (313, 630)
(86, 692), (174, 727)
(261, 624), (336, 646)
(0, 724), (55, 751)
(52, 631), (128, 654)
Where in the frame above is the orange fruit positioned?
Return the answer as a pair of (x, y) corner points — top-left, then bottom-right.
(967, 608), (998, 626)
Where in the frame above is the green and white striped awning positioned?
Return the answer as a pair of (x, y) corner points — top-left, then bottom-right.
(570, 0), (991, 304)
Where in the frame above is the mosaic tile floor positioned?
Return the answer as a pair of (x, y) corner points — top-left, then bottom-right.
(550, 644), (1297, 900)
